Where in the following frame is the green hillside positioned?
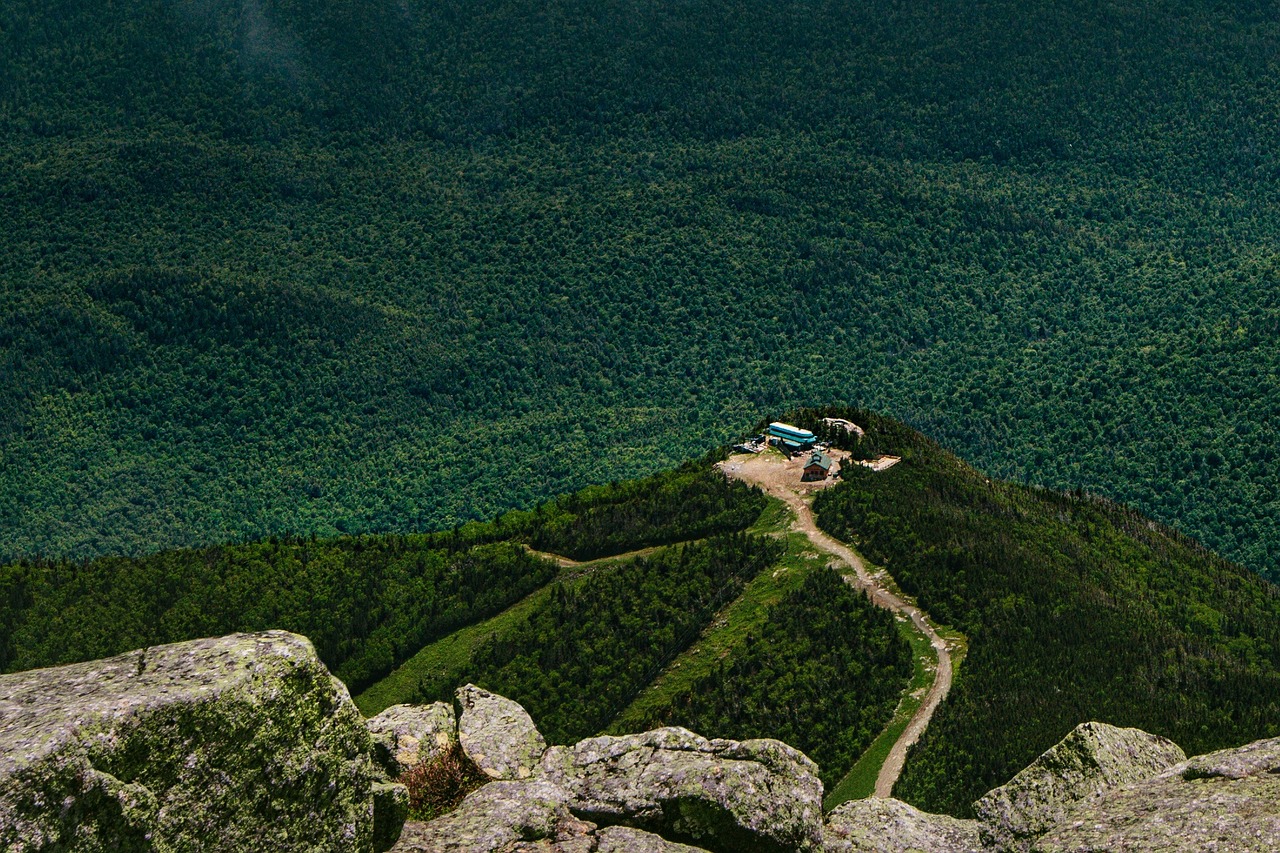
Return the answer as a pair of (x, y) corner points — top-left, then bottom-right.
(0, 462), (765, 689)
(0, 454), (916, 790)
(804, 407), (1280, 815)
(3, 0), (1280, 578)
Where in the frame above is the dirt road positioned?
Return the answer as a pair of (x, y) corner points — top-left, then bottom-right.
(720, 451), (954, 799)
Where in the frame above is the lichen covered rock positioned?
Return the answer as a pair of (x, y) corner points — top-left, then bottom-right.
(973, 722), (1186, 852)
(389, 780), (581, 852)
(541, 726), (824, 853)
(594, 826), (711, 852)
(824, 797), (984, 852)
(374, 781), (412, 852)
(368, 702), (457, 777)
(1032, 736), (1280, 852)
(389, 779), (715, 853)
(0, 631), (396, 852)
(456, 684), (546, 781)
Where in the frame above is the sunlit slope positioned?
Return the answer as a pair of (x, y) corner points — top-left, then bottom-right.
(4, 0), (1280, 575)
(803, 407), (1280, 816)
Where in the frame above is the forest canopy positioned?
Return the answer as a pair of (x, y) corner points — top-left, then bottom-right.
(3, 0), (1280, 584)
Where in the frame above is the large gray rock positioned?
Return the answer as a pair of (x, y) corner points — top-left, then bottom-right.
(593, 826), (710, 852)
(1033, 736), (1280, 852)
(504, 825), (710, 853)
(541, 726), (824, 853)
(457, 684), (546, 781)
(0, 631), (399, 853)
(368, 702), (457, 777)
(824, 797), (984, 852)
(390, 779), (713, 853)
(390, 780), (578, 852)
(374, 781), (412, 852)
(974, 722), (1185, 852)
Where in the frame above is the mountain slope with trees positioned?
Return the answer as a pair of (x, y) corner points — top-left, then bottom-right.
(803, 407), (1280, 816)
(0, 462), (764, 693)
(3, 421), (1278, 815)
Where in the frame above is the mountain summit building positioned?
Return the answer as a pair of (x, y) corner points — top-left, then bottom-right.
(803, 450), (834, 480)
(767, 422), (817, 451)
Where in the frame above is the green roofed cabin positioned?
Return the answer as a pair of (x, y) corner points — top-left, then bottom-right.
(803, 451), (833, 481)
(768, 422), (817, 452)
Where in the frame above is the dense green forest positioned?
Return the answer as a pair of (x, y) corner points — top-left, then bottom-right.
(620, 567), (912, 788)
(499, 460), (768, 560)
(413, 534), (785, 744)
(808, 408), (1280, 815)
(4, 0), (1280, 580)
(0, 538), (554, 694)
(0, 462), (766, 693)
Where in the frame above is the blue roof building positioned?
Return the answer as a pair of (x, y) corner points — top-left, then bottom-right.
(768, 422), (817, 449)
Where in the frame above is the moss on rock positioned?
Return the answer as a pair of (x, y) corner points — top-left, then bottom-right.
(0, 631), (396, 852)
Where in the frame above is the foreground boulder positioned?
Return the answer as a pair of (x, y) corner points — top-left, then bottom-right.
(392, 780), (580, 852)
(973, 722), (1186, 852)
(591, 826), (711, 852)
(1033, 736), (1280, 852)
(824, 797), (983, 852)
(390, 780), (710, 852)
(369, 702), (458, 777)
(0, 631), (401, 852)
(541, 727), (824, 853)
(457, 684), (547, 781)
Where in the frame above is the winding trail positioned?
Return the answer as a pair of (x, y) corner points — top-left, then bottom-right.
(721, 452), (954, 798)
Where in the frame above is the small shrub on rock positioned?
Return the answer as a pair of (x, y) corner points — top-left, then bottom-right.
(400, 745), (489, 821)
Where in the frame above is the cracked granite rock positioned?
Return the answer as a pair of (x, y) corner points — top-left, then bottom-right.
(368, 702), (458, 777)
(824, 797), (984, 852)
(457, 684), (547, 781)
(1033, 736), (1280, 852)
(390, 779), (713, 852)
(541, 726), (824, 853)
(973, 722), (1186, 852)
(0, 631), (398, 852)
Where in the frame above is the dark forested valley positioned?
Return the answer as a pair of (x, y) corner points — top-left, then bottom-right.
(3, 0), (1280, 582)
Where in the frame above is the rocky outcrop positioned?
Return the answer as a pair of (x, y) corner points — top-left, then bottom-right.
(593, 826), (711, 852)
(374, 781), (413, 852)
(0, 631), (403, 853)
(388, 710), (822, 853)
(457, 684), (547, 781)
(541, 727), (825, 853)
(973, 722), (1185, 852)
(379, 689), (1279, 853)
(824, 797), (983, 852)
(1033, 736), (1280, 852)
(8, 636), (1274, 853)
(369, 702), (457, 777)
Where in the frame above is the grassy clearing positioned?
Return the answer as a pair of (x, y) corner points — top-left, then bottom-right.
(355, 550), (653, 716)
(606, 498), (827, 734)
(355, 583), (555, 716)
